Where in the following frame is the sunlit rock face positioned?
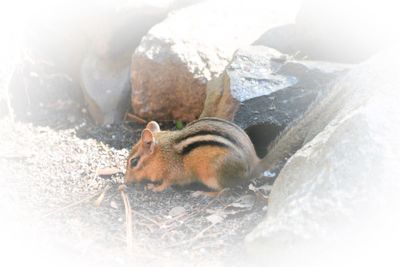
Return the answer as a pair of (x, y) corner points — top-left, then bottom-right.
(245, 47), (400, 265)
(255, 0), (400, 63)
(80, 1), (204, 125)
(201, 45), (349, 157)
(3, 1), (182, 125)
(80, 55), (131, 125)
(80, 3), (172, 125)
(130, 0), (300, 122)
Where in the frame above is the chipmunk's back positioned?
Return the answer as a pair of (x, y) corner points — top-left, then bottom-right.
(172, 117), (260, 188)
(175, 117), (256, 158)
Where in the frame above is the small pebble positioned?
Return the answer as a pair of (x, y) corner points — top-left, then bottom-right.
(168, 206), (186, 217)
(110, 200), (119, 209)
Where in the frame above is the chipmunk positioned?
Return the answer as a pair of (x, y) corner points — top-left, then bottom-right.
(124, 117), (260, 193)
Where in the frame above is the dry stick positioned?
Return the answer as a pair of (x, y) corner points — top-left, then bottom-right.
(133, 210), (162, 227)
(124, 112), (147, 124)
(164, 192), (246, 246)
(192, 221), (217, 240)
(165, 222), (218, 249)
(128, 196), (162, 227)
(114, 235), (166, 261)
(94, 185), (110, 207)
(119, 184), (133, 253)
(170, 190), (229, 223)
(161, 193), (222, 228)
(99, 141), (108, 151)
(41, 186), (108, 218)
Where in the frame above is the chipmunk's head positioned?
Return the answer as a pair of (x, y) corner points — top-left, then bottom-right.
(125, 121), (164, 185)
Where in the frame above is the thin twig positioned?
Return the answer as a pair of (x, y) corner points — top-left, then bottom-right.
(192, 223), (216, 241)
(99, 142), (108, 152)
(161, 196), (219, 228)
(133, 210), (161, 227)
(124, 112), (147, 124)
(94, 185), (110, 207)
(119, 184), (133, 253)
(164, 222), (218, 249)
(41, 188), (105, 218)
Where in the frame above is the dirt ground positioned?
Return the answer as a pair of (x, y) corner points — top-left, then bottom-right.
(0, 110), (274, 266)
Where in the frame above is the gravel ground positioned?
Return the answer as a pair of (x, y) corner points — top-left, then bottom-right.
(0, 113), (274, 267)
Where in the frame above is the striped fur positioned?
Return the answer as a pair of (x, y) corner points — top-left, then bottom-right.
(173, 118), (248, 156)
(175, 134), (236, 155)
(174, 129), (239, 146)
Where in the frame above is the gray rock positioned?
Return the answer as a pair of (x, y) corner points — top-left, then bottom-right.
(131, 0), (300, 122)
(245, 47), (400, 265)
(80, 54), (131, 125)
(1, 4), (86, 123)
(206, 214), (224, 224)
(80, 1), (203, 125)
(9, 62), (82, 123)
(0, 37), (19, 119)
(80, 3), (175, 125)
(201, 46), (349, 157)
(253, 23), (297, 56)
(255, 0), (400, 63)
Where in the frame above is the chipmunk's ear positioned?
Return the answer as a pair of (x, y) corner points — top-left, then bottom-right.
(141, 129), (155, 154)
(145, 121), (160, 133)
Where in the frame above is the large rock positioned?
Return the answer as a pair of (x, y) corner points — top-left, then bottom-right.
(80, 3), (174, 125)
(3, 1), (201, 125)
(255, 0), (400, 63)
(0, 36), (18, 119)
(6, 22), (83, 124)
(80, 54), (132, 125)
(2, 1), (88, 123)
(201, 46), (349, 157)
(245, 47), (400, 265)
(131, 0), (300, 122)
(80, 1), (203, 125)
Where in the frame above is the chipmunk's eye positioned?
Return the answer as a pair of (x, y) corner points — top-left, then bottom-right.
(130, 156), (140, 168)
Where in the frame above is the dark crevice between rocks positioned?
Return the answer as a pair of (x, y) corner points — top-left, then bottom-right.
(7, 61), (86, 129)
(245, 123), (282, 158)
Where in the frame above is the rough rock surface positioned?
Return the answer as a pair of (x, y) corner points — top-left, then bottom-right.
(255, 0), (400, 63)
(80, 54), (131, 125)
(245, 48), (400, 265)
(0, 36), (18, 118)
(131, 0), (300, 121)
(1, 2), (86, 123)
(9, 58), (82, 124)
(201, 46), (349, 157)
(80, 3), (174, 125)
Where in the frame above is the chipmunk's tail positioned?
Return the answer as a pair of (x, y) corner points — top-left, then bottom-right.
(251, 153), (282, 179)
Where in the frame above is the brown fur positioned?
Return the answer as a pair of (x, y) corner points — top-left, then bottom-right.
(183, 145), (229, 190)
(125, 117), (260, 193)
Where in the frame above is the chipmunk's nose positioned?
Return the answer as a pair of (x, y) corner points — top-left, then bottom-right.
(124, 171), (134, 185)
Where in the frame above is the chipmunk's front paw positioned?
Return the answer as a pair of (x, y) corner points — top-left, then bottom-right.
(145, 183), (156, 191)
(146, 181), (171, 192)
